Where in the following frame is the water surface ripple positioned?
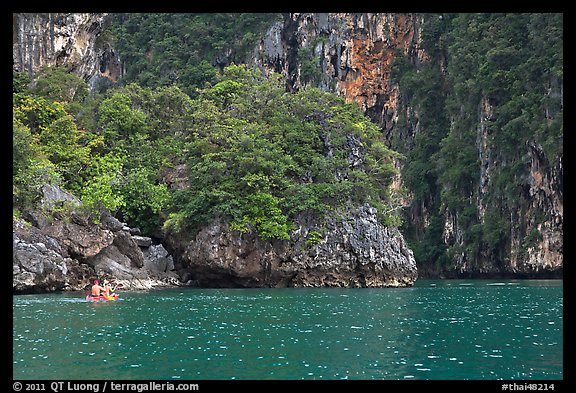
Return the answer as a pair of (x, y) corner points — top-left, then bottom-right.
(13, 279), (563, 380)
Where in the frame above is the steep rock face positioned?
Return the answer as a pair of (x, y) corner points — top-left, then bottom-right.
(252, 13), (426, 138)
(170, 204), (417, 288)
(520, 143), (562, 273)
(14, 13), (560, 282)
(252, 13), (562, 278)
(12, 13), (121, 89)
(440, 144), (563, 277)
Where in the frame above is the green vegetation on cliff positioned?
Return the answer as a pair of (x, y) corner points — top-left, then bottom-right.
(391, 13), (562, 272)
(13, 63), (404, 240)
(164, 65), (403, 238)
(107, 13), (281, 96)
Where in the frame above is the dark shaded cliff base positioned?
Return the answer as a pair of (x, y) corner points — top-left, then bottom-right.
(417, 267), (563, 280)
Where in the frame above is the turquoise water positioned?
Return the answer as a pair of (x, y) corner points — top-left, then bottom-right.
(13, 280), (562, 380)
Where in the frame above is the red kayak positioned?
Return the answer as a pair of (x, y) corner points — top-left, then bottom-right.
(86, 294), (119, 301)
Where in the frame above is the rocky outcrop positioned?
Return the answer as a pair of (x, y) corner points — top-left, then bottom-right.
(170, 204), (417, 288)
(13, 213), (181, 293)
(12, 13), (122, 89)
(13, 221), (93, 293)
(13, 184), (181, 293)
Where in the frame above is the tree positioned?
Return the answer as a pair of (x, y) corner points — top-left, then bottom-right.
(31, 65), (88, 104)
(97, 91), (149, 146)
(80, 152), (126, 219)
(13, 91), (97, 195)
(37, 114), (91, 192)
(13, 116), (60, 209)
(166, 65), (403, 240)
(117, 167), (170, 233)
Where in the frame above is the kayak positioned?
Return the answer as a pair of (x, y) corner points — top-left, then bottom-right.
(86, 294), (119, 301)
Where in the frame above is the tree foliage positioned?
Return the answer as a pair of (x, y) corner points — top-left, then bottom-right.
(166, 65), (403, 239)
(13, 59), (403, 241)
(108, 13), (281, 97)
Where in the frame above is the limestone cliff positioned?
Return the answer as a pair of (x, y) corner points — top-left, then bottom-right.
(251, 13), (426, 139)
(12, 12), (418, 291)
(251, 13), (563, 278)
(440, 98), (563, 277)
(12, 13), (121, 89)
(13, 13), (562, 284)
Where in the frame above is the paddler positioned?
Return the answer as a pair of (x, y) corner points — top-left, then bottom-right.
(90, 279), (105, 297)
(102, 279), (117, 298)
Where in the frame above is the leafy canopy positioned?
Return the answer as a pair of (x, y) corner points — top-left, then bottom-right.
(166, 65), (404, 239)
